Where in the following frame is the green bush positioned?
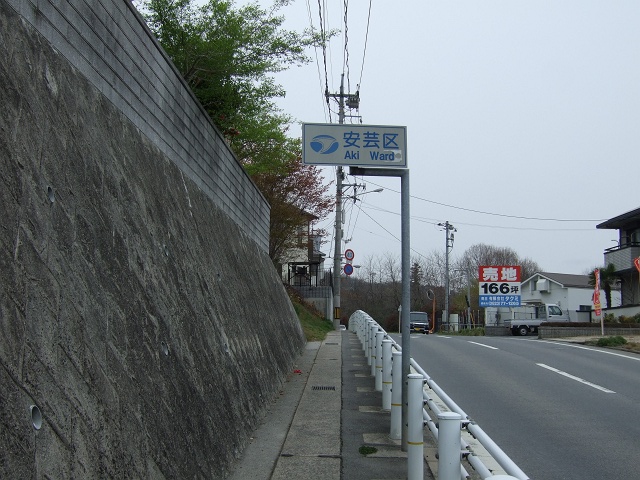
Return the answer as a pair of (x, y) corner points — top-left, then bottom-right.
(596, 336), (627, 347)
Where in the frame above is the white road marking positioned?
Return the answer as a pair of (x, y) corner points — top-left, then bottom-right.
(537, 363), (616, 393)
(532, 339), (640, 362)
(468, 341), (498, 350)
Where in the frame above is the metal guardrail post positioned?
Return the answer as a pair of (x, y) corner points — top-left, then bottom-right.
(390, 350), (402, 440)
(407, 374), (424, 480)
(351, 312), (359, 335)
(438, 411), (462, 480)
(365, 319), (372, 363)
(366, 321), (375, 366)
(382, 340), (393, 410)
(363, 316), (370, 345)
(375, 331), (384, 391)
(370, 324), (377, 376)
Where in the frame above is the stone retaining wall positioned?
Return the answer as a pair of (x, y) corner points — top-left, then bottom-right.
(538, 326), (640, 339)
(0, 2), (305, 478)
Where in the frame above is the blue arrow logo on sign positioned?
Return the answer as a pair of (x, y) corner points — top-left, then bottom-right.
(309, 135), (340, 154)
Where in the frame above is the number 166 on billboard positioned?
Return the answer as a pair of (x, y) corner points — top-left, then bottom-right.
(478, 265), (521, 307)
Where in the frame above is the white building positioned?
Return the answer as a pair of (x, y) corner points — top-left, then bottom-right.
(519, 272), (620, 321)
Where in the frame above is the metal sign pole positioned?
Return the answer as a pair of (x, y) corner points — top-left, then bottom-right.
(350, 166), (410, 450)
(400, 169), (410, 451)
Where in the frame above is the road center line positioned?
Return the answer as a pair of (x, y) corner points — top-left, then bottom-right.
(537, 363), (616, 393)
(468, 341), (498, 350)
(531, 339), (640, 362)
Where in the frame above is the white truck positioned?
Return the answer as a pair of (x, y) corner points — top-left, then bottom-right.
(500, 303), (569, 336)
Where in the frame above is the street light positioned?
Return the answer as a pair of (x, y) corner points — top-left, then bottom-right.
(351, 187), (383, 201)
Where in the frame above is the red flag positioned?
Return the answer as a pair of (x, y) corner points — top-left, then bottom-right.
(593, 269), (601, 317)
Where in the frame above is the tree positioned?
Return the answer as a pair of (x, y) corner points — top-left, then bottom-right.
(410, 262), (423, 311)
(138, 0), (337, 263)
(589, 263), (618, 309)
(250, 156), (334, 265)
(457, 243), (541, 283)
(380, 253), (401, 311)
(139, 0), (333, 154)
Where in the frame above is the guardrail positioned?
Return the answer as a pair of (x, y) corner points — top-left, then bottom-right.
(349, 310), (529, 480)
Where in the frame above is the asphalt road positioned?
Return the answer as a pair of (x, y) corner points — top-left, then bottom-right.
(403, 334), (640, 480)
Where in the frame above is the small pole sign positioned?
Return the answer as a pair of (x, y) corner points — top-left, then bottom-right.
(344, 249), (355, 262)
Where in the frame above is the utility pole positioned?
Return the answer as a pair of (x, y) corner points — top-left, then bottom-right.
(465, 267), (471, 325)
(327, 74), (359, 330)
(438, 221), (456, 329)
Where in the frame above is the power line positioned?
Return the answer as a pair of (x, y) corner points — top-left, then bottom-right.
(317, 0), (332, 122)
(304, 0), (330, 121)
(353, 207), (432, 260)
(361, 180), (607, 223)
(357, 0), (372, 90)
(343, 0), (350, 87)
(363, 204), (597, 232)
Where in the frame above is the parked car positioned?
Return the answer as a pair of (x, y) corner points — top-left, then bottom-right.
(409, 311), (429, 334)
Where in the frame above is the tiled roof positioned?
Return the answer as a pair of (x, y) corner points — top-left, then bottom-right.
(532, 272), (592, 289)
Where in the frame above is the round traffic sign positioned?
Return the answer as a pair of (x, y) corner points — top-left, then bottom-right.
(344, 264), (354, 276)
(344, 249), (355, 261)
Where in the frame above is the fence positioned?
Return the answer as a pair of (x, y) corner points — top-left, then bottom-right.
(349, 310), (529, 480)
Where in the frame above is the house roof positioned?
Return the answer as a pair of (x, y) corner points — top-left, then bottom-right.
(596, 207), (640, 230)
(524, 272), (592, 289)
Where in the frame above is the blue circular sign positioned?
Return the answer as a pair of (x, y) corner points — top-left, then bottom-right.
(344, 264), (354, 276)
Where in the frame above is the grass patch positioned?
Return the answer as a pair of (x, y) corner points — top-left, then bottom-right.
(287, 286), (334, 342)
(585, 336), (640, 352)
(595, 336), (627, 347)
(359, 445), (378, 456)
(621, 342), (640, 352)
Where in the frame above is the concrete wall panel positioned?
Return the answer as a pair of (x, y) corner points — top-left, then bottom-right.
(5, 0), (269, 250)
(0, 1), (306, 477)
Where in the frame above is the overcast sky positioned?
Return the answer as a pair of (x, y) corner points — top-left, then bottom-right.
(252, 1), (640, 275)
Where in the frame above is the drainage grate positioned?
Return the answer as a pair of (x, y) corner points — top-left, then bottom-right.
(325, 342), (338, 345)
(312, 385), (336, 391)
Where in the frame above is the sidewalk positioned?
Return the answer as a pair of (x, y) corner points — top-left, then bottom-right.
(228, 329), (435, 480)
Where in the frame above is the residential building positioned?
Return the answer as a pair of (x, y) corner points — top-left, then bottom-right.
(596, 207), (640, 317)
(520, 272), (620, 321)
(278, 213), (333, 319)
